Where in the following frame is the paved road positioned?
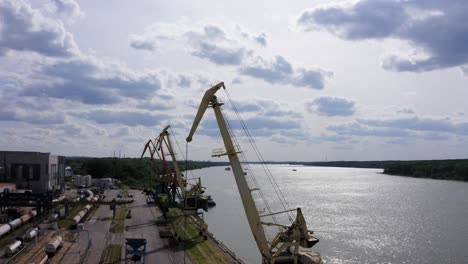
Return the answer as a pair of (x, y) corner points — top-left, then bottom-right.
(60, 189), (189, 264)
(61, 189), (118, 264)
(123, 190), (189, 264)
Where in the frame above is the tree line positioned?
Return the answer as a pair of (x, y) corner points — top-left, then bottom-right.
(383, 159), (468, 181)
(66, 157), (228, 188)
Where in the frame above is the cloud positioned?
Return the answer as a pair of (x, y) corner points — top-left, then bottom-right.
(0, 108), (65, 125)
(230, 101), (261, 112)
(239, 56), (328, 89)
(0, 0), (79, 57)
(243, 116), (301, 130)
(185, 24), (252, 65)
(358, 117), (468, 135)
(298, 0), (468, 72)
(328, 122), (413, 138)
(130, 23), (251, 65)
(129, 35), (157, 51)
(228, 98), (303, 119)
(195, 106), (303, 139)
(191, 42), (247, 65)
(49, 0), (84, 23)
(325, 116), (468, 143)
(0, 93), (66, 125)
(397, 108), (415, 114)
(462, 66), (468, 76)
(20, 55), (162, 105)
(385, 138), (407, 145)
(59, 123), (82, 136)
(75, 109), (169, 127)
(130, 22), (331, 88)
(240, 56), (292, 82)
(111, 127), (131, 137)
(161, 70), (214, 90)
(254, 32), (267, 46)
(307, 96), (355, 116)
(318, 134), (350, 142)
(298, 1), (406, 40)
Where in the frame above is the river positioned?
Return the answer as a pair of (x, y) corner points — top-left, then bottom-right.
(188, 165), (468, 264)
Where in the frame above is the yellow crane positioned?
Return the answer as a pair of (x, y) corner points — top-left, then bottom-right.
(186, 82), (321, 264)
(142, 125), (209, 238)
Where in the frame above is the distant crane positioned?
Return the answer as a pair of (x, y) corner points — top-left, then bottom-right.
(186, 82), (321, 264)
(142, 125), (209, 239)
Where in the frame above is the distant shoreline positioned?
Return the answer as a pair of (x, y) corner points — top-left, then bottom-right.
(278, 159), (468, 182)
(66, 157), (468, 183)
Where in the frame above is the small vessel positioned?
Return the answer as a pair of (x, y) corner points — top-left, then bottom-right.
(225, 167), (231, 171)
(292, 169), (297, 171)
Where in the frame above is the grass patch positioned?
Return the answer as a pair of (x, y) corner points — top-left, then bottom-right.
(58, 219), (74, 229)
(166, 209), (227, 264)
(99, 244), (122, 264)
(110, 204), (127, 233)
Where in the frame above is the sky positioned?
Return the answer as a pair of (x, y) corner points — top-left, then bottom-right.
(0, 0), (467, 161)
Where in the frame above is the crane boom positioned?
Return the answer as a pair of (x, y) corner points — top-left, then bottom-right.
(187, 82), (321, 264)
(186, 82), (225, 143)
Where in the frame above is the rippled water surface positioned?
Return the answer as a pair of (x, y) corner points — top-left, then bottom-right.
(189, 165), (468, 264)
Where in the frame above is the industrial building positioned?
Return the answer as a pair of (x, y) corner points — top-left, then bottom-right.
(73, 175), (92, 187)
(65, 166), (73, 177)
(92, 178), (113, 188)
(0, 151), (65, 193)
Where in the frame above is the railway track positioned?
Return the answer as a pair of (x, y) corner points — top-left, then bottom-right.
(13, 232), (54, 263)
(49, 240), (75, 264)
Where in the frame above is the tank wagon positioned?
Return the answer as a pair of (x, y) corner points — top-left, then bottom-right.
(24, 227), (39, 241)
(71, 203), (95, 226)
(91, 195), (99, 202)
(0, 210), (37, 238)
(45, 235), (63, 256)
(52, 196), (65, 203)
(5, 240), (22, 256)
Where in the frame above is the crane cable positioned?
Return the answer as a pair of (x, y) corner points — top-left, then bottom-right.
(169, 126), (196, 181)
(223, 108), (279, 226)
(223, 88), (294, 223)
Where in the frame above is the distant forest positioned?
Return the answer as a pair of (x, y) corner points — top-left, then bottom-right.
(382, 159), (468, 181)
(287, 160), (468, 182)
(66, 157), (228, 188)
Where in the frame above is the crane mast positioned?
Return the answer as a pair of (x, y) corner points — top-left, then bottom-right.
(187, 82), (271, 259)
(160, 125), (186, 199)
(187, 82), (321, 264)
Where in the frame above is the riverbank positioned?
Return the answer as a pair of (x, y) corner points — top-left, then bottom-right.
(382, 159), (468, 181)
(281, 159), (468, 182)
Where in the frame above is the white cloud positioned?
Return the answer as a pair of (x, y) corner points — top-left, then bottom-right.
(306, 96), (355, 116)
(298, 0), (468, 72)
(0, 0), (79, 57)
(130, 21), (331, 89)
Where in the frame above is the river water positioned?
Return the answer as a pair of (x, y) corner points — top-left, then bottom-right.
(188, 165), (468, 264)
